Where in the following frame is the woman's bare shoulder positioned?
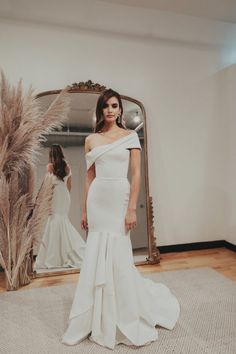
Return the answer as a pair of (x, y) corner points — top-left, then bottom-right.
(85, 133), (103, 146)
(124, 129), (136, 136)
(46, 163), (53, 173)
(65, 163), (71, 175)
(85, 133), (98, 143)
(85, 133), (100, 152)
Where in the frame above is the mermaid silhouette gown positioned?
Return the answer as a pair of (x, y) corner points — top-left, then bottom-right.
(62, 132), (180, 349)
(35, 170), (85, 269)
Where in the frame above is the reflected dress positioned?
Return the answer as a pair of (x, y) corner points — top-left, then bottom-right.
(35, 171), (85, 269)
(62, 132), (180, 349)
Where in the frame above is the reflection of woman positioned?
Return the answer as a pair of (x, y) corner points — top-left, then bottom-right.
(62, 89), (180, 349)
(35, 144), (85, 269)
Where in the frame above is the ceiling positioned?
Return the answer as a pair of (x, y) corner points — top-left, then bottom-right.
(1, 0), (236, 25)
(99, 0), (236, 24)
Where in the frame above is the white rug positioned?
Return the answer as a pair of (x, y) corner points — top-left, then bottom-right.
(0, 268), (235, 354)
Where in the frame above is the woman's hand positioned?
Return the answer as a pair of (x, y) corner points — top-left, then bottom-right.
(81, 211), (88, 230)
(125, 208), (137, 232)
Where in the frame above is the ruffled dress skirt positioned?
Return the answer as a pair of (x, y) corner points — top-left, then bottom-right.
(62, 177), (180, 348)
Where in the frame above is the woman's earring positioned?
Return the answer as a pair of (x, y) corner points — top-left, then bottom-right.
(117, 115), (121, 123)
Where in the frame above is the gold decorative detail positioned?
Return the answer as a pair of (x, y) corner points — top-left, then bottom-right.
(146, 196), (160, 264)
(69, 80), (107, 92)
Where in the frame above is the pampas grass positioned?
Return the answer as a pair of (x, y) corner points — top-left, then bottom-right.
(0, 71), (71, 290)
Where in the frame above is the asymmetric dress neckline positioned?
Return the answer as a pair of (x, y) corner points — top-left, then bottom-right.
(86, 131), (136, 155)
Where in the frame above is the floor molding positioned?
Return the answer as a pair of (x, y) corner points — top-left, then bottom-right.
(158, 240), (236, 253)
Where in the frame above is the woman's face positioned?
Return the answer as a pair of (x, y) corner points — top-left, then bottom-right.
(102, 96), (121, 123)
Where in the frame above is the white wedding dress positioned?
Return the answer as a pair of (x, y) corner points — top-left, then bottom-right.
(62, 132), (180, 349)
(35, 171), (85, 269)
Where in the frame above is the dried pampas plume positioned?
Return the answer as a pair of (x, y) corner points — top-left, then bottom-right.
(0, 71), (71, 290)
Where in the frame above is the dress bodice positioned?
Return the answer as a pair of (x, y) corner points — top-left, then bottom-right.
(85, 132), (141, 179)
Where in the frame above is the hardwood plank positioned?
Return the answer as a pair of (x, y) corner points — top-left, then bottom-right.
(0, 247), (235, 292)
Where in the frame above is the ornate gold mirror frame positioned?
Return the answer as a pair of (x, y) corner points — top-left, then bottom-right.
(33, 81), (160, 278)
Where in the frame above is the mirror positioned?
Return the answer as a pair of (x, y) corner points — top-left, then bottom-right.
(33, 81), (160, 277)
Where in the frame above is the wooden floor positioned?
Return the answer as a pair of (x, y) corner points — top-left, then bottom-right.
(0, 247), (235, 292)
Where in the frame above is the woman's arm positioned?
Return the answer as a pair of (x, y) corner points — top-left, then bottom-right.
(66, 175), (72, 192)
(125, 149), (141, 232)
(65, 164), (72, 192)
(82, 165), (96, 214)
(81, 136), (96, 230)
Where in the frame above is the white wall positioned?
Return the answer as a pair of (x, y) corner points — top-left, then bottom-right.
(227, 65), (236, 246)
(219, 64), (236, 246)
(1, 4), (236, 246)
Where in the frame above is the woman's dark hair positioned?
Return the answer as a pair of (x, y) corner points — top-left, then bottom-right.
(49, 144), (67, 181)
(95, 89), (126, 132)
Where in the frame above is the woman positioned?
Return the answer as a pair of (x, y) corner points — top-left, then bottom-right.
(35, 144), (85, 269)
(62, 89), (180, 349)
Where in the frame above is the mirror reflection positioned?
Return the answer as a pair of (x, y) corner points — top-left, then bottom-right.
(34, 144), (86, 272)
(34, 90), (148, 276)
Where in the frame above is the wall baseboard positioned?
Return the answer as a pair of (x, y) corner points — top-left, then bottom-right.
(158, 240), (236, 253)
